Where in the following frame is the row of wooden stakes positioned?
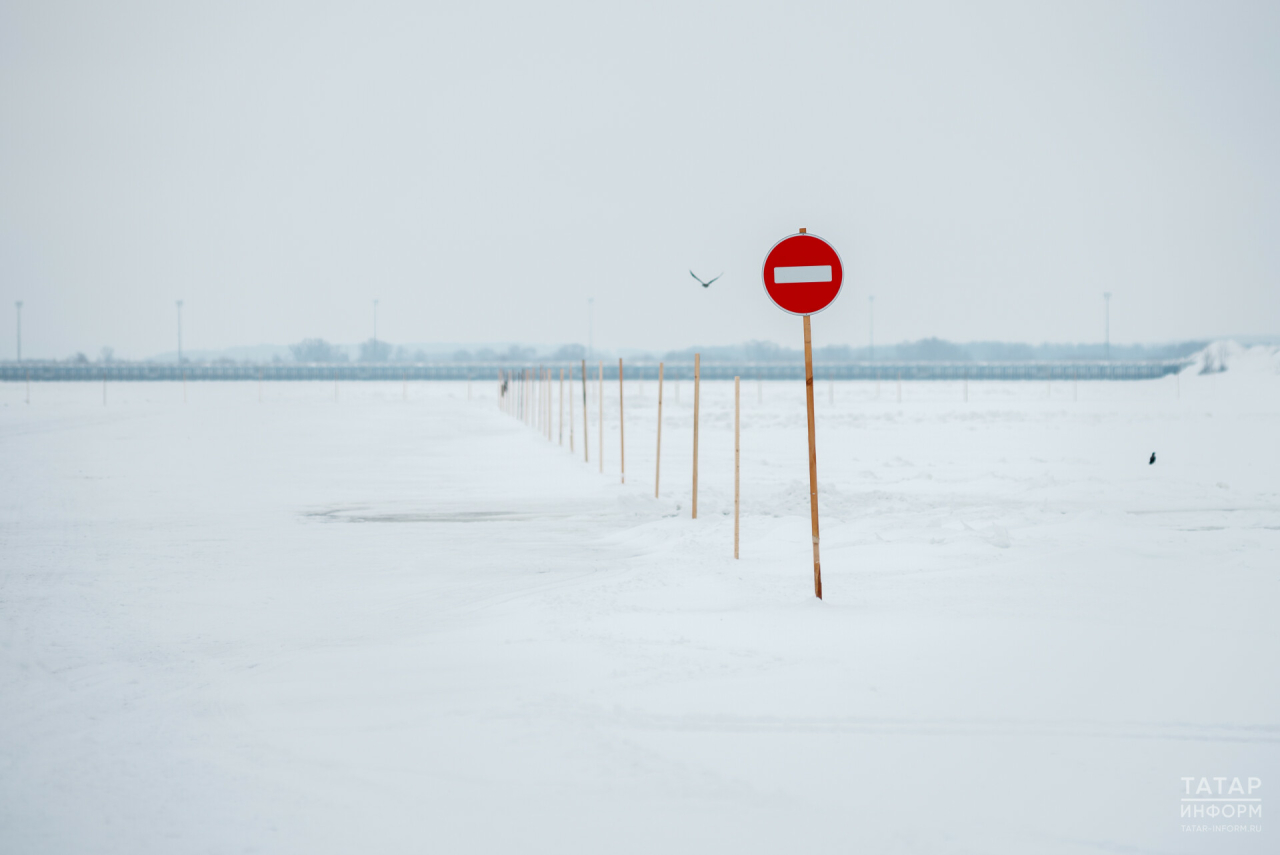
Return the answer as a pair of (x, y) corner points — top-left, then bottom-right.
(497, 356), (742, 559)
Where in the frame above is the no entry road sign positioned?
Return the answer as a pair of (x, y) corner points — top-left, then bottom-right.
(761, 232), (844, 316)
(761, 227), (848, 601)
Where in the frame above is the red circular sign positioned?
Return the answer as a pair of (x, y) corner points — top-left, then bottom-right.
(762, 232), (844, 315)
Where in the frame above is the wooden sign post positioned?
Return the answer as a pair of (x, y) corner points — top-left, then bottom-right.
(655, 362), (664, 497)
(761, 228), (845, 600)
(692, 353), (700, 519)
(803, 316), (821, 598)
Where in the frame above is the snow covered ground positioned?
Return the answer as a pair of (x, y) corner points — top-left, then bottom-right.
(2, 346), (1277, 854)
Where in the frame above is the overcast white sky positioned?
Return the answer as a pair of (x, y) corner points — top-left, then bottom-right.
(1, 1), (1278, 359)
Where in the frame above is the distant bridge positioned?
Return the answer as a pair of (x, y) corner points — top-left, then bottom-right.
(0, 360), (1189, 382)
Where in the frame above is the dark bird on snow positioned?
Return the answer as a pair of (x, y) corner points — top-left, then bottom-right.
(1149, 452), (1156, 465)
(690, 270), (722, 288)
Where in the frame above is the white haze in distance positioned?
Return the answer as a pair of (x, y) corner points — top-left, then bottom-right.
(1, 1), (1277, 359)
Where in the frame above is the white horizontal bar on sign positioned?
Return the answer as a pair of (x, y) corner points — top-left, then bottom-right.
(773, 265), (832, 284)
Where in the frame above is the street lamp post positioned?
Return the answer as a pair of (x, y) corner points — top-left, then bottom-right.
(868, 295), (875, 362)
(1103, 292), (1111, 360)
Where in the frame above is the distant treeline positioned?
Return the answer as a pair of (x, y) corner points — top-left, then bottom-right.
(52, 337), (1209, 365)
(656, 338), (1206, 363)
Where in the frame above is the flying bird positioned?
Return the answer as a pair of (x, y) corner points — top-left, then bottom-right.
(1149, 452), (1156, 465)
(690, 270), (722, 288)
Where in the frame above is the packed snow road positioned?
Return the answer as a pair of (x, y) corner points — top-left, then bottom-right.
(2, 354), (1277, 854)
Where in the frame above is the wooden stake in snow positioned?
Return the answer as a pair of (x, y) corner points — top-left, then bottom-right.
(803, 316), (822, 599)
(692, 353), (700, 519)
(654, 362), (664, 498)
(734, 375), (740, 559)
(597, 361), (603, 473)
(581, 359), (589, 463)
(618, 358), (625, 483)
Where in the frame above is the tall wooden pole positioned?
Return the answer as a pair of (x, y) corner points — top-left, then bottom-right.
(618, 358), (625, 483)
(654, 362), (664, 497)
(803, 315), (822, 599)
(597, 360), (603, 473)
(581, 359), (589, 463)
(692, 353), (700, 519)
(734, 375), (740, 559)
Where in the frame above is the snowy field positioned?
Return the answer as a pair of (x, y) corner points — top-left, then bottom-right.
(2, 346), (1278, 854)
